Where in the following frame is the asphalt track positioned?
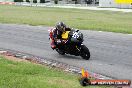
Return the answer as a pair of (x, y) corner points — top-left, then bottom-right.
(0, 24), (132, 80)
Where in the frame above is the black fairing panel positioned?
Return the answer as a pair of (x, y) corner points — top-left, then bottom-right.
(68, 30), (83, 43)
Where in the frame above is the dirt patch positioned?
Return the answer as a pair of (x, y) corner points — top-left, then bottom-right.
(0, 54), (28, 62)
(0, 51), (23, 62)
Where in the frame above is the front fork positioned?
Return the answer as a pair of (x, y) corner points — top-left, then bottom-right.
(76, 43), (83, 52)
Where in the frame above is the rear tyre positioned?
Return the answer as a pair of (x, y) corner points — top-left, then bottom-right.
(81, 45), (90, 60)
(56, 48), (65, 55)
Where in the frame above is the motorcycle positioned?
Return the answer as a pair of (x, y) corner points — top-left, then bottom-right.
(49, 29), (90, 60)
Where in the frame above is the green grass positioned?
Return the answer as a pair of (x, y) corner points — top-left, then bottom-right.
(0, 5), (132, 34)
(0, 56), (111, 88)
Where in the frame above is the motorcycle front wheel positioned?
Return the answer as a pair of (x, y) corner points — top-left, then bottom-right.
(80, 45), (90, 60)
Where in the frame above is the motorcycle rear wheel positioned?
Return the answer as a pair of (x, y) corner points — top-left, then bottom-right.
(56, 48), (65, 55)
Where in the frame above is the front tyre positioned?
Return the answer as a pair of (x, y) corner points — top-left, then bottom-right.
(80, 45), (90, 60)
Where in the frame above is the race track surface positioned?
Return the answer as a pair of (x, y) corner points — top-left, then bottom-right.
(0, 24), (132, 80)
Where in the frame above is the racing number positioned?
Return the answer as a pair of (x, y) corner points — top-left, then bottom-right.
(72, 32), (79, 38)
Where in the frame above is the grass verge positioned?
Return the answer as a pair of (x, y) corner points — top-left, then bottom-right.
(0, 5), (132, 34)
(0, 56), (111, 88)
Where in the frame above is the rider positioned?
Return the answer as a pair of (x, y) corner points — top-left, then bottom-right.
(50, 22), (71, 49)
